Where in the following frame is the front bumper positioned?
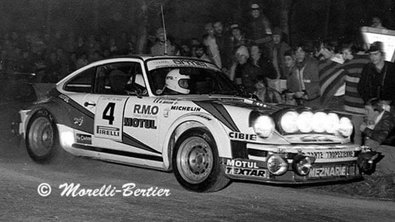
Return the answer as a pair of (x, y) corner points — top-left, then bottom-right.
(222, 141), (363, 184)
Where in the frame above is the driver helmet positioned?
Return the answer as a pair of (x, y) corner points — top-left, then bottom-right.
(165, 69), (190, 94)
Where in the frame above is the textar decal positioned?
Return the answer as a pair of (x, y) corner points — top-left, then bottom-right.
(133, 105), (159, 115)
(229, 132), (257, 141)
(76, 133), (92, 145)
(225, 167), (266, 178)
(170, 106), (201, 112)
(124, 118), (157, 129)
(96, 126), (120, 136)
(223, 159), (267, 178)
(309, 166), (348, 177)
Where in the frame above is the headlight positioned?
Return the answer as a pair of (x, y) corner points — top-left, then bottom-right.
(280, 111), (299, 133)
(324, 113), (340, 134)
(267, 154), (288, 176)
(292, 155), (315, 176)
(296, 111), (313, 133)
(253, 115), (275, 138)
(311, 112), (327, 133)
(338, 117), (353, 137)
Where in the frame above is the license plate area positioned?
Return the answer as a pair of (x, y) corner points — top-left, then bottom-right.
(308, 163), (358, 178)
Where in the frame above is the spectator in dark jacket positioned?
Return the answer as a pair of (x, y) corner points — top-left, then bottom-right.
(358, 41), (395, 108)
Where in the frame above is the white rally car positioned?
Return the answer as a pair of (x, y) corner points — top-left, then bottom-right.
(19, 56), (368, 192)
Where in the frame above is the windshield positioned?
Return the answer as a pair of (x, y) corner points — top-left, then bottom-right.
(147, 66), (241, 96)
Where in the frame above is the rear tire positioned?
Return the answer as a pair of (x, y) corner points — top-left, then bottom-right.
(172, 128), (230, 192)
(26, 110), (60, 163)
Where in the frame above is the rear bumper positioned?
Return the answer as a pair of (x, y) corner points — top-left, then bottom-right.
(18, 109), (30, 136)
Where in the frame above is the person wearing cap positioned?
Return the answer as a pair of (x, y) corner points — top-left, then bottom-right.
(150, 27), (178, 56)
(230, 23), (248, 54)
(358, 41), (395, 110)
(269, 27), (291, 80)
(247, 3), (272, 48)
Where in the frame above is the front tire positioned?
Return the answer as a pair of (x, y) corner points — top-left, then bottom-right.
(26, 110), (59, 163)
(172, 128), (230, 192)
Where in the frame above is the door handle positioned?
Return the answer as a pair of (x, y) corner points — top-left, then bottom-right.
(84, 102), (96, 107)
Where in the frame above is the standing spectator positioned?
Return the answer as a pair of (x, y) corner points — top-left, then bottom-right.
(75, 52), (89, 69)
(341, 42), (370, 145)
(42, 51), (62, 83)
(117, 31), (130, 55)
(229, 46), (249, 85)
(287, 43), (321, 107)
(283, 49), (296, 78)
(150, 28), (177, 56)
(247, 3), (272, 50)
(229, 24), (247, 54)
(316, 39), (346, 109)
(269, 27), (291, 79)
(108, 37), (119, 55)
(249, 44), (277, 82)
(194, 44), (211, 62)
(203, 23), (222, 68)
(371, 16), (387, 29)
(214, 21), (232, 71)
(358, 41), (395, 108)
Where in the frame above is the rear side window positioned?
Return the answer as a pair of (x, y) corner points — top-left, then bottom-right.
(64, 68), (95, 93)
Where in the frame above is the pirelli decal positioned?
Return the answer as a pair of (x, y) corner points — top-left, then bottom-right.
(193, 101), (239, 132)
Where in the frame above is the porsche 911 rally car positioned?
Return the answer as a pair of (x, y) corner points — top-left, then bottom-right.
(19, 56), (370, 192)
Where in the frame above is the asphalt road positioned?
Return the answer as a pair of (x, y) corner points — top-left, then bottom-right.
(1, 133), (395, 222)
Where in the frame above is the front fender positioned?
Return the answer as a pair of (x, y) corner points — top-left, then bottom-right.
(161, 113), (232, 170)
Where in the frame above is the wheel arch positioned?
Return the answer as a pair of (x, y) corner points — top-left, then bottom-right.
(161, 113), (232, 171)
(24, 101), (73, 140)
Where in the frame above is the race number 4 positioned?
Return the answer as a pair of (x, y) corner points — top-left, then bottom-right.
(102, 102), (115, 125)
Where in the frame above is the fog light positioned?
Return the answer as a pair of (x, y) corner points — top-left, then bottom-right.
(292, 155), (315, 176)
(267, 154), (288, 176)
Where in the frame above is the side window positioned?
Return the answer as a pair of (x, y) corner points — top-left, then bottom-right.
(64, 68), (95, 93)
(93, 62), (145, 95)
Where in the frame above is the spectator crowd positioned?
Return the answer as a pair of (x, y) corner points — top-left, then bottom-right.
(0, 3), (394, 186)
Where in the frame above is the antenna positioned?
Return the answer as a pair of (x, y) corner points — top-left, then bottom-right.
(160, 5), (168, 55)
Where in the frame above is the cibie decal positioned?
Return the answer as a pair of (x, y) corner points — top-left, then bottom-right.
(309, 166), (348, 178)
(170, 106), (201, 112)
(124, 118), (157, 129)
(97, 126), (120, 137)
(75, 133), (92, 145)
(223, 158), (267, 178)
(228, 132), (257, 141)
(133, 105), (159, 115)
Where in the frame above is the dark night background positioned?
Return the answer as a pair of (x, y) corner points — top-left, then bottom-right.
(0, 0), (394, 49)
